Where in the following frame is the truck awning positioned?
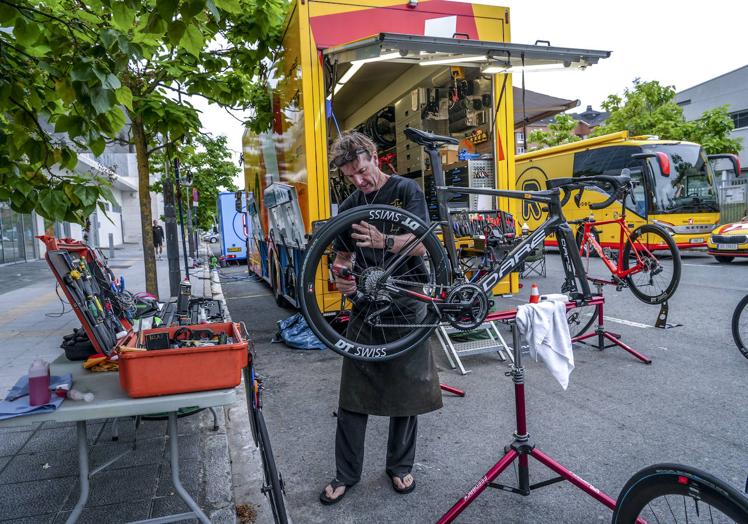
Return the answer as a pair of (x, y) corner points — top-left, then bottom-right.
(322, 32), (611, 70)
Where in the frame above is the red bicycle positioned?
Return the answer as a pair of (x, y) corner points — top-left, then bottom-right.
(560, 177), (682, 337)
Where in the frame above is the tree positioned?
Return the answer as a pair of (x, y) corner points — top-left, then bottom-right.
(594, 79), (742, 154)
(1, 0), (287, 296)
(150, 134), (238, 231)
(527, 113), (581, 150)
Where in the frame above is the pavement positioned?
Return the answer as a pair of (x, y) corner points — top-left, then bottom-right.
(221, 250), (748, 523)
(0, 242), (249, 523)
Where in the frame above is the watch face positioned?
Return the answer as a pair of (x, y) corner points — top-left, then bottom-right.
(386, 236), (395, 248)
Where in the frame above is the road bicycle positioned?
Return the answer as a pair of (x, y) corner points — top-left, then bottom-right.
(732, 294), (748, 359)
(240, 324), (289, 523)
(299, 128), (644, 361)
(612, 463), (748, 523)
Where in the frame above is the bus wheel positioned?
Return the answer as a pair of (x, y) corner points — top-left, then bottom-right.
(715, 255), (734, 264)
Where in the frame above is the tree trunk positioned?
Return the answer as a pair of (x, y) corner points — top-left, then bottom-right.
(131, 117), (159, 297)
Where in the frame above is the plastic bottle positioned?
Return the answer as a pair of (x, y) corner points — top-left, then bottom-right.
(28, 359), (51, 406)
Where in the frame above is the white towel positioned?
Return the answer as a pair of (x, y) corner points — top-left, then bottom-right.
(515, 299), (574, 390)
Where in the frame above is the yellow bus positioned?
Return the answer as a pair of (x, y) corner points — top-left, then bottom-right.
(516, 131), (721, 250)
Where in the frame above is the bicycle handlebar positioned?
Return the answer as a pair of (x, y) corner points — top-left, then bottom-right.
(548, 174), (632, 211)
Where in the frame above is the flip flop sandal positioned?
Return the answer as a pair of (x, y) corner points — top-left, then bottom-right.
(319, 478), (350, 505)
(391, 473), (416, 494)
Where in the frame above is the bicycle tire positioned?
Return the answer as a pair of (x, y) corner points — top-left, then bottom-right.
(622, 224), (681, 305)
(243, 367), (259, 447)
(299, 204), (451, 361)
(612, 463), (748, 524)
(567, 303), (598, 339)
(254, 407), (289, 524)
(731, 294), (748, 359)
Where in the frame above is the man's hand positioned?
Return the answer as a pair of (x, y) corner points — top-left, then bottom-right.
(331, 261), (357, 296)
(351, 221), (385, 249)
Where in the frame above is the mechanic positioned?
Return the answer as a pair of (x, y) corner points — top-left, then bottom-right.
(320, 131), (442, 505)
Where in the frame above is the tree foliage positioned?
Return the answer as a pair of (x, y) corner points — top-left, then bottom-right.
(150, 134), (238, 231)
(1, 0), (288, 294)
(527, 113), (580, 150)
(594, 79), (742, 154)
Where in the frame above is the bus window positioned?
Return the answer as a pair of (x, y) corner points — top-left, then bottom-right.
(621, 166), (647, 216)
(645, 144), (718, 214)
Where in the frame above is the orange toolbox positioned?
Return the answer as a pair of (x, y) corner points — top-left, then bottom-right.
(117, 322), (248, 398)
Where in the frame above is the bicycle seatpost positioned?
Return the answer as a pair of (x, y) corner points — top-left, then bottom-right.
(425, 145), (461, 276)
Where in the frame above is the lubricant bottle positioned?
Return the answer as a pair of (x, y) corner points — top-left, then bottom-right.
(28, 359), (51, 406)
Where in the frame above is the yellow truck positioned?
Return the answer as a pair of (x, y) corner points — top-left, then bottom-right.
(242, 0), (610, 308)
(516, 131), (729, 250)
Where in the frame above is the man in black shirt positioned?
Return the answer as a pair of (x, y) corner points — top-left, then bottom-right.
(152, 220), (164, 260)
(320, 132), (442, 505)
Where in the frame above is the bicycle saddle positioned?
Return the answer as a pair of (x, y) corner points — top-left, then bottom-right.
(404, 127), (459, 148)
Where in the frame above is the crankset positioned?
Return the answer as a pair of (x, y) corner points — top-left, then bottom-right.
(445, 283), (490, 331)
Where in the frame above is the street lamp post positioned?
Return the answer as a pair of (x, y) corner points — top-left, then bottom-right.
(173, 158), (190, 280)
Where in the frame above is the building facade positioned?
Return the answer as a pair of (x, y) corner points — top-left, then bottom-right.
(675, 65), (748, 171)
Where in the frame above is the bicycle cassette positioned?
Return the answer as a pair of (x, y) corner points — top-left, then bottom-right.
(445, 283), (489, 331)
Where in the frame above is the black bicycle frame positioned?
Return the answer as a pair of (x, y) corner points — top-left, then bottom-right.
(423, 144), (593, 303)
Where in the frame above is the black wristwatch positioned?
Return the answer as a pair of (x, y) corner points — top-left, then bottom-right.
(385, 235), (395, 250)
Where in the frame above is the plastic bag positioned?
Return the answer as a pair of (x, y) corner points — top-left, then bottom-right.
(273, 313), (326, 350)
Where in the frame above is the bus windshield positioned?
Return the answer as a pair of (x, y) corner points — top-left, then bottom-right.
(645, 144), (718, 214)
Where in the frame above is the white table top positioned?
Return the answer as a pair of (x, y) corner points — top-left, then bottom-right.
(0, 355), (236, 428)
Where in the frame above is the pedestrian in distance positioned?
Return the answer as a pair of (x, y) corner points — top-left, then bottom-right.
(152, 220), (164, 261)
(319, 131), (442, 505)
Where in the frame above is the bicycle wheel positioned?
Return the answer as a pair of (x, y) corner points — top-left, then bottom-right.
(612, 463), (748, 523)
(254, 407), (289, 524)
(567, 303), (598, 339)
(299, 204), (451, 361)
(622, 224), (681, 304)
(731, 295), (748, 359)
(243, 366), (259, 447)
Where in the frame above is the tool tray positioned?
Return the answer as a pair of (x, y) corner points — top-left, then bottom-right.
(39, 236), (131, 356)
(117, 322), (248, 398)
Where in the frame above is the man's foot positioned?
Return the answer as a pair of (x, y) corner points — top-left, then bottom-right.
(391, 473), (415, 494)
(319, 478), (349, 505)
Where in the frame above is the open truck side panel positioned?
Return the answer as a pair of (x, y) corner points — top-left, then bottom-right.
(243, 0), (610, 307)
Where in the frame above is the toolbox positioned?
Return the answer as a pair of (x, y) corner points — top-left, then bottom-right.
(117, 322), (248, 398)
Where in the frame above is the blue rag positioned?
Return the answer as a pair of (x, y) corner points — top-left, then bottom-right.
(0, 373), (72, 421)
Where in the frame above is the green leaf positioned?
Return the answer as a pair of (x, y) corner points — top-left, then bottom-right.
(106, 107), (127, 131)
(91, 88), (116, 114)
(13, 18), (38, 47)
(144, 11), (168, 34)
(115, 86), (133, 110)
(214, 0), (241, 14)
(180, 25), (204, 57)
(71, 64), (95, 82)
(90, 134), (106, 156)
(181, 0), (207, 19)
(111, 4), (136, 31)
(157, 0), (180, 19)
(100, 29), (119, 50)
(104, 73), (121, 90)
(167, 20), (187, 45)
(206, 0), (220, 21)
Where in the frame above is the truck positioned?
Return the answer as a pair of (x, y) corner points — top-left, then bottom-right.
(217, 191), (248, 262)
(516, 131), (738, 250)
(241, 0), (610, 308)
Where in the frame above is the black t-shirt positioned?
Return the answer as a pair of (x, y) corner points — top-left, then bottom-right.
(335, 175), (429, 283)
(152, 225), (164, 244)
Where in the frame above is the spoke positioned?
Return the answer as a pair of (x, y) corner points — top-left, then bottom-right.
(664, 495), (677, 521)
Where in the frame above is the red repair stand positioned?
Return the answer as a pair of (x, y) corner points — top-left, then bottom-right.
(437, 320), (633, 523)
(570, 287), (651, 364)
(440, 384), (465, 397)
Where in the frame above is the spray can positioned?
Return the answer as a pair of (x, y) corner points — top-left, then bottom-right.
(177, 278), (192, 316)
(28, 359), (51, 406)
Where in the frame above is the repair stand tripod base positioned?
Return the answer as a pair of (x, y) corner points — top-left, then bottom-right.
(571, 297), (652, 364)
(438, 323), (616, 524)
(437, 324), (618, 524)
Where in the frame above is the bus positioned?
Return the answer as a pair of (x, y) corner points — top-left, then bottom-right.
(516, 131), (722, 250)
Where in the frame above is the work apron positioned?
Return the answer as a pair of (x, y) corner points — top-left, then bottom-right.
(338, 299), (443, 417)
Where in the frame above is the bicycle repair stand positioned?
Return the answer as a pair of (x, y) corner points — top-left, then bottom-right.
(654, 301), (683, 329)
(437, 322), (618, 523)
(571, 282), (652, 364)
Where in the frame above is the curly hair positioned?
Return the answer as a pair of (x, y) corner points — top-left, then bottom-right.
(329, 131), (377, 168)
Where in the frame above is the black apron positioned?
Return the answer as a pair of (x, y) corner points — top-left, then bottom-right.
(338, 299), (443, 417)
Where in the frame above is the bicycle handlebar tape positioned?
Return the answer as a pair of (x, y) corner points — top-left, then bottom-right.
(529, 283), (540, 304)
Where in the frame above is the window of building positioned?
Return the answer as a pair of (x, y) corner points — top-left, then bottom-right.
(516, 146), (525, 154)
(729, 109), (748, 130)
(515, 132), (524, 143)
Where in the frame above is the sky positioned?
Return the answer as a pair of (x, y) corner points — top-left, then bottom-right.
(196, 0), (748, 182)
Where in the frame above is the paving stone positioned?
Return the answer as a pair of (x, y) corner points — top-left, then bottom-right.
(162, 434), (200, 462)
(2, 514), (56, 524)
(149, 495), (198, 523)
(53, 500), (151, 524)
(155, 459), (200, 498)
(97, 417), (167, 443)
(0, 449), (79, 484)
(90, 436), (166, 471)
(0, 478), (74, 520)
(20, 423), (103, 453)
(0, 430), (33, 457)
(62, 464), (159, 510)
